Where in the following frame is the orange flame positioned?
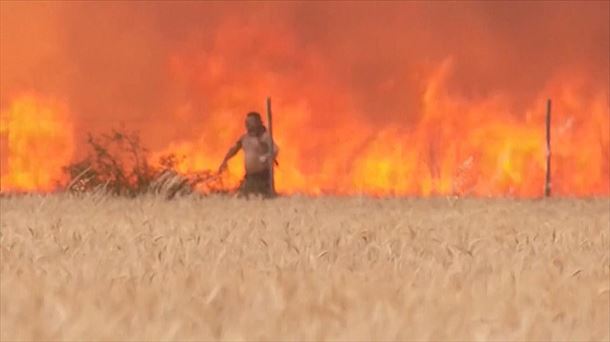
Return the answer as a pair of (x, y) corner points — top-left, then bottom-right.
(153, 53), (609, 197)
(0, 94), (75, 192)
(2, 65), (607, 197)
(1, 5), (608, 197)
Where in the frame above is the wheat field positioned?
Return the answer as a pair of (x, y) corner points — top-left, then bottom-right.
(0, 194), (608, 341)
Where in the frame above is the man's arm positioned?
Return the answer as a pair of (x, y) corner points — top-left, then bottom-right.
(218, 137), (242, 172)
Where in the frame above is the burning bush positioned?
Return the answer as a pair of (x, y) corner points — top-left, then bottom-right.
(63, 129), (230, 198)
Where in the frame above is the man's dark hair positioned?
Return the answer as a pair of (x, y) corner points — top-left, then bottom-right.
(246, 112), (262, 123)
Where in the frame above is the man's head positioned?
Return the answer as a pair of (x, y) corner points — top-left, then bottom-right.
(245, 112), (265, 136)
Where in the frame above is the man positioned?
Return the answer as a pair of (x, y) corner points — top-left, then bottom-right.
(218, 112), (279, 197)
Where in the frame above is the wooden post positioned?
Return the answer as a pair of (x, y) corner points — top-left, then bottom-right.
(266, 97), (276, 196)
(544, 99), (552, 197)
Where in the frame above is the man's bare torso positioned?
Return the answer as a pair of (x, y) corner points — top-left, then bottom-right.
(240, 132), (272, 174)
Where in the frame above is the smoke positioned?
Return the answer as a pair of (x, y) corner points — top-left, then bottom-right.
(3, 2), (607, 121)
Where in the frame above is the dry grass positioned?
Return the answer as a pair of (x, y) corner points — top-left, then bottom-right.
(1, 194), (608, 341)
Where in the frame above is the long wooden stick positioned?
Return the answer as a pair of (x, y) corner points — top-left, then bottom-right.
(545, 99), (552, 198)
(266, 97), (276, 196)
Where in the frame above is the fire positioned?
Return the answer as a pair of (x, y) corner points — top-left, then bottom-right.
(151, 141), (245, 192)
(157, 51), (609, 197)
(2, 60), (608, 198)
(1, 3), (607, 197)
(0, 94), (74, 192)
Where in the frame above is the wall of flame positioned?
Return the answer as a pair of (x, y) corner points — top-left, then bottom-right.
(1, 2), (608, 196)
